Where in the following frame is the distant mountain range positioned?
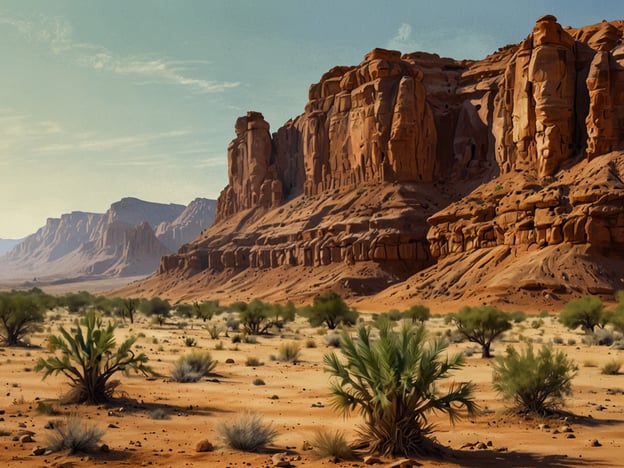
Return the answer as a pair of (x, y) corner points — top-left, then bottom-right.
(0, 197), (215, 282)
(0, 238), (23, 256)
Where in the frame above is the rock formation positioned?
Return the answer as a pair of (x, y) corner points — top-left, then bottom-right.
(133, 16), (624, 307)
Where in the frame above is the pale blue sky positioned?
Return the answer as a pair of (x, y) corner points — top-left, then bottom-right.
(0, 0), (620, 238)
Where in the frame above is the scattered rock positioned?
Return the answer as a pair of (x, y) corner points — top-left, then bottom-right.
(195, 439), (214, 452)
(301, 440), (313, 451)
(19, 434), (34, 443)
(591, 439), (602, 447)
(100, 444), (110, 453)
(272, 452), (292, 467)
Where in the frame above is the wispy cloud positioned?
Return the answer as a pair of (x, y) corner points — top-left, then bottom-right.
(35, 129), (192, 154)
(387, 23), (494, 59)
(0, 13), (240, 93)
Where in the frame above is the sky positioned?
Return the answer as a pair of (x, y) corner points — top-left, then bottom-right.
(0, 0), (621, 239)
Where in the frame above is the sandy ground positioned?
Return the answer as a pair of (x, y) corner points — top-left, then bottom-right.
(1, 311), (623, 468)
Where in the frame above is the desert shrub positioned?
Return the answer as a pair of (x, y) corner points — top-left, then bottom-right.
(231, 334), (242, 344)
(218, 413), (277, 452)
(312, 429), (352, 460)
(560, 296), (605, 333)
(324, 333), (341, 348)
(215, 340), (224, 350)
(243, 334), (258, 344)
(304, 292), (359, 330)
(509, 311), (527, 323)
(232, 300), (294, 335)
(305, 338), (317, 348)
(552, 336), (564, 345)
(277, 342), (300, 362)
(601, 360), (622, 375)
(492, 344), (577, 415)
(193, 300), (219, 321)
(60, 291), (96, 314)
(385, 309), (403, 322)
(183, 336), (197, 347)
(0, 290), (50, 346)
(584, 328), (620, 346)
(324, 322), (477, 457)
(450, 306), (512, 358)
(245, 357), (263, 367)
(175, 303), (194, 319)
(402, 305), (431, 323)
(45, 415), (106, 454)
(35, 312), (152, 404)
(139, 297), (171, 326)
(171, 351), (217, 383)
(530, 319), (543, 329)
(567, 338), (576, 346)
(206, 321), (225, 339)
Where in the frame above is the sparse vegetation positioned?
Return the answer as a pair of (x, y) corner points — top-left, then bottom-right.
(277, 341), (301, 362)
(304, 292), (359, 329)
(139, 297), (171, 326)
(560, 295), (606, 333)
(218, 413), (277, 452)
(402, 304), (431, 323)
(171, 351), (217, 383)
(312, 429), (352, 459)
(245, 357), (263, 367)
(35, 311), (152, 404)
(601, 359), (622, 375)
(45, 414), (106, 454)
(492, 344), (577, 415)
(232, 300), (295, 335)
(0, 289), (51, 346)
(324, 322), (477, 456)
(449, 306), (512, 358)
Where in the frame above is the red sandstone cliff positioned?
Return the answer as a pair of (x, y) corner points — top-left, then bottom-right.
(130, 16), (624, 308)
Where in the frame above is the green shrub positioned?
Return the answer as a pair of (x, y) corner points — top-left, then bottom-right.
(183, 336), (197, 347)
(312, 429), (352, 459)
(305, 338), (317, 348)
(36, 401), (60, 416)
(492, 344), (577, 415)
(402, 305), (431, 323)
(206, 321), (225, 340)
(218, 413), (277, 452)
(171, 351), (217, 383)
(509, 311), (527, 323)
(35, 312), (152, 404)
(304, 292), (358, 329)
(601, 360), (622, 375)
(324, 322), (477, 457)
(560, 296), (605, 333)
(450, 306), (512, 358)
(278, 342), (301, 362)
(0, 290), (50, 346)
(45, 415), (105, 454)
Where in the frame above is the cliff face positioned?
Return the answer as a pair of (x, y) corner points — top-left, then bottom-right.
(0, 197), (215, 281)
(148, 16), (624, 306)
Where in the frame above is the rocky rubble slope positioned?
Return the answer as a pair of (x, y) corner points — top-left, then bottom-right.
(130, 16), (624, 307)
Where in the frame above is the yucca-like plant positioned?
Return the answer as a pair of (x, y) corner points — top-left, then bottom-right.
(35, 311), (153, 404)
(323, 322), (478, 457)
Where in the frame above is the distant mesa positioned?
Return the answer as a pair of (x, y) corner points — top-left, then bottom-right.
(0, 197), (216, 284)
(118, 16), (624, 308)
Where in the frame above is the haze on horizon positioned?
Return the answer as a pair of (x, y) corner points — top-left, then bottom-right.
(0, 0), (619, 239)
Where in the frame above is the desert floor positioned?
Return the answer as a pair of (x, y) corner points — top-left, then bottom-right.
(1, 310), (623, 468)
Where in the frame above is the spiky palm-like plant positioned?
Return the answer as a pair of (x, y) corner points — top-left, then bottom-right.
(323, 322), (478, 457)
(35, 312), (152, 404)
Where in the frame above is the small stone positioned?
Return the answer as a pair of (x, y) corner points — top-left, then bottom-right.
(301, 440), (313, 451)
(19, 434), (34, 443)
(560, 425), (573, 433)
(100, 444), (110, 453)
(591, 439), (602, 447)
(225, 358), (235, 364)
(476, 442), (488, 450)
(108, 423), (119, 429)
(195, 439), (214, 452)
(565, 434), (576, 439)
(272, 452), (292, 467)
(18, 422), (27, 428)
